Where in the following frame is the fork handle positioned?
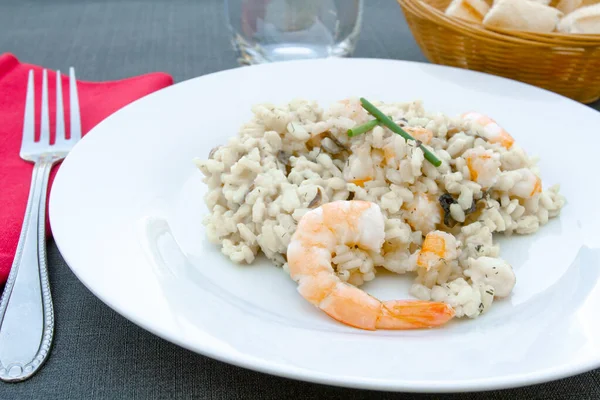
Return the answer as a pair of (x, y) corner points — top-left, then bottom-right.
(0, 159), (55, 382)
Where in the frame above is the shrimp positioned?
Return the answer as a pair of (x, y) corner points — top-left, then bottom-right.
(509, 168), (542, 198)
(462, 112), (515, 149)
(463, 147), (501, 189)
(404, 126), (433, 145)
(402, 193), (443, 235)
(417, 231), (460, 270)
(383, 144), (396, 165)
(344, 145), (375, 187)
(287, 200), (455, 330)
(381, 127), (433, 167)
(340, 98), (369, 124)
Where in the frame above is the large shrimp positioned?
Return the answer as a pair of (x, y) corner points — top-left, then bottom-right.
(462, 112), (515, 149)
(286, 200), (455, 330)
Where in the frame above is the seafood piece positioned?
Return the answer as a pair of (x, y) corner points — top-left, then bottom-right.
(417, 231), (460, 270)
(287, 200), (455, 330)
(405, 126), (434, 145)
(340, 98), (370, 123)
(463, 147), (501, 188)
(403, 193), (443, 235)
(462, 112), (515, 149)
(344, 145), (375, 187)
(383, 143), (396, 165)
(509, 168), (542, 199)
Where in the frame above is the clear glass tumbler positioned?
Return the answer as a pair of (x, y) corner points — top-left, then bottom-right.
(225, 0), (363, 64)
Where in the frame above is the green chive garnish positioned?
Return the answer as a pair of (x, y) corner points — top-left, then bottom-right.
(347, 119), (379, 137)
(359, 97), (442, 167)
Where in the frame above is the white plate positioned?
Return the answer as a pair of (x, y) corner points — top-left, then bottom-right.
(49, 59), (600, 393)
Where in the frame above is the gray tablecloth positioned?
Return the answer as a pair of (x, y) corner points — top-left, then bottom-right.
(1, 0), (599, 398)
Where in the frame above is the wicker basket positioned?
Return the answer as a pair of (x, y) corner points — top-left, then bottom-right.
(397, 0), (600, 103)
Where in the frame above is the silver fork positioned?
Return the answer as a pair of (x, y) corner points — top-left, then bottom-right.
(0, 68), (81, 382)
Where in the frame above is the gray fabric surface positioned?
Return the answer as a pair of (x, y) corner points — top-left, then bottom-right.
(1, 0), (599, 398)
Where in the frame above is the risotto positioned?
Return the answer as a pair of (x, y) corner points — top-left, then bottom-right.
(194, 98), (565, 320)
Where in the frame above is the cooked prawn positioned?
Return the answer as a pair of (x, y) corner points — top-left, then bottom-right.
(417, 231), (460, 270)
(405, 126), (433, 145)
(340, 98), (369, 123)
(383, 144), (396, 165)
(380, 127), (433, 167)
(402, 193), (442, 235)
(509, 168), (542, 198)
(462, 112), (515, 149)
(287, 200), (455, 330)
(344, 145), (375, 187)
(463, 147), (501, 189)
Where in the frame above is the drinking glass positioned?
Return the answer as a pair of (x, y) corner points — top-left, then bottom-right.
(225, 0), (363, 64)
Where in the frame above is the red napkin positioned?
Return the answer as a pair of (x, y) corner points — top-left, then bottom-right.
(0, 53), (173, 286)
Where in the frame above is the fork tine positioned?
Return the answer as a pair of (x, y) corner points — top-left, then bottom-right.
(40, 69), (50, 145)
(22, 70), (35, 146)
(54, 70), (66, 145)
(69, 67), (81, 142)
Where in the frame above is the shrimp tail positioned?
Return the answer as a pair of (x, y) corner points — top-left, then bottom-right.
(376, 300), (455, 330)
(319, 282), (382, 331)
